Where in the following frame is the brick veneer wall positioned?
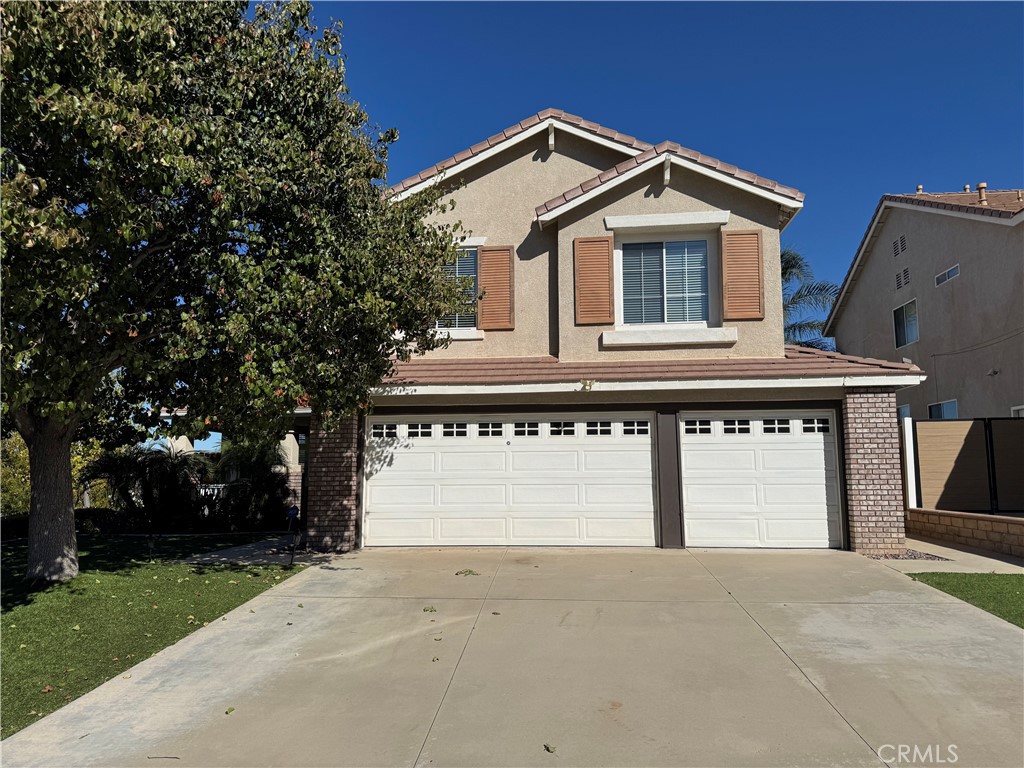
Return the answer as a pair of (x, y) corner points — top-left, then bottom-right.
(304, 413), (361, 552)
(907, 509), (1024, 558)
(842, 387), (906, 555)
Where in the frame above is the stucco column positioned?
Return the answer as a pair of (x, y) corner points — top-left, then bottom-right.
(304, 413), (362, 552)
(842, 387), (906, 555)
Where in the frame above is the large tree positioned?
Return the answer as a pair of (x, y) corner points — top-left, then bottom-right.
(781, 248), (839, 351)
(1, 1), (465, 582)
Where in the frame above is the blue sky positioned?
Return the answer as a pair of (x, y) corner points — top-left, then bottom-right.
(313, 1), (1023, 286)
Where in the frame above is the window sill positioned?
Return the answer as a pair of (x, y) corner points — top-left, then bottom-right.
(601, 326), (738, 348)
(435, 328), (485, 341)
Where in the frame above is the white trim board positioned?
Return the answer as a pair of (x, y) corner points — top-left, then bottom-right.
(390, 119), (643, 202)
(537, 154), (803, 227)
(374, 373), (926, 398)
(604, 211), (731, 231)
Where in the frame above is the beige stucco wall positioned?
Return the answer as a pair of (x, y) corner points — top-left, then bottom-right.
(832, 208), (1024, 418)
(424, 130), (628, 358)
(421, 130), (788, 362)
(555, 166), (786, 361)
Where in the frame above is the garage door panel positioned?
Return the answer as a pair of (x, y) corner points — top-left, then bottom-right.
(683, 481), (758, 506)
(582, 449), (650, 472)
(510, 451), (578, 472)
(364, 413), (655, 547)
(364, 517), (435, 542)
(584, 518), (656, 541)
(762, 518), (831, 546)
(510, 517), (581, 540)
(368, 485), (435, 507)
(438, 517), (507, 540)
(439, 451), (506, 473)
(681, 411), (841, 549)
(438, 484), (506, 506)
(582, 483), (654, 506)
(685, 518), (761, 547)
(511, 484), (579, 505)
(682, 449), (757, 471)
(760, 449), (829, 472)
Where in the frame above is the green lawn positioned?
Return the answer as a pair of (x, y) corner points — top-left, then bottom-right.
(1, 534), (302, 739)
(910, 572), (1024, 628)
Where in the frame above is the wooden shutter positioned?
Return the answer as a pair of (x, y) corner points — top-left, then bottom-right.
(477, 245), (514, 330)
(721, 230), (764, 320)
(574, 236), (614, 325)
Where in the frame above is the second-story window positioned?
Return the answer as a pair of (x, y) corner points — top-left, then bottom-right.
(436, 248), (478, 330)
(893, 299), (919, 348)
(622, 240), (708, 324)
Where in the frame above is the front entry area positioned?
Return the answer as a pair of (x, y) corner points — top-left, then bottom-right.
(680, 410), (842, 548)
(362, 412), (656, 546)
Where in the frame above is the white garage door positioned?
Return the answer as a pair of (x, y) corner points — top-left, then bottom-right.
(363, 413), (655, 546)
(680, 411), (842, 548)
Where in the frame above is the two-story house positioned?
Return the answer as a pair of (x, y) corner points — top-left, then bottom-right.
(300, 109), (924, 555)
(825, 186), (1024, 420)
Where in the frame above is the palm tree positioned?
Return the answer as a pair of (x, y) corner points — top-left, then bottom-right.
(84, 444), (210, 530)
(215, 441), (291, 529)
(781, 248), (839, 351)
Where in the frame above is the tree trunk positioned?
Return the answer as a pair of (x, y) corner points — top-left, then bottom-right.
(23, 417), (80, 583)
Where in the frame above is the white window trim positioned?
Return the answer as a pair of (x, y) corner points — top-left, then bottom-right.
(603, 211), (730, 232)
(934, 263), (960, 286)
(435, 246), (480, 335)
(457, 236), (488, 247)
(611, 230), (723, 327)
(893, 297), (919, 349)
(434, 328), (485, 341)
(927, 399), (958, 420)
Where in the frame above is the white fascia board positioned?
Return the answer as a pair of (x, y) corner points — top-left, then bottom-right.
(604, 211), (731, 231)
(373, 373), (926, 398)
(391, 120), (642, 202)
(538, 155), (803, 226)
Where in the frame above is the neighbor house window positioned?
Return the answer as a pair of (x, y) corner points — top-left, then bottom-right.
(436, 248), (478, 330)
(622, 240), (708, 324)
(928, 400), (958, 420)
(896, 404), (911, 420)
(1011, 405), (1024, 418)
(935, 264), (960, 286)
(893, 299), (919, 347)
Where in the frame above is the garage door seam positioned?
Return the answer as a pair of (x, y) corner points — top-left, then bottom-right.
(689, 553), (889, 767)
(412, 546), (510, 768)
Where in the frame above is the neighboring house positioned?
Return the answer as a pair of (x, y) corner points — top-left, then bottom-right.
(825, 185), (1024, 420)
(299, 109), (924, 555)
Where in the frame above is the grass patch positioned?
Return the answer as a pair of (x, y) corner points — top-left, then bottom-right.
(1, 534), (301, 739)
(910, 572), (1024, 628)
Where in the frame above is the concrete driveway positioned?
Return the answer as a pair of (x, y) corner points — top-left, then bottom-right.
(4, 548), (1022, 768)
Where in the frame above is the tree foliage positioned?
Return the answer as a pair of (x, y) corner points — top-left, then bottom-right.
(781, 248), (839, 351)
(1, 0), (467, 580)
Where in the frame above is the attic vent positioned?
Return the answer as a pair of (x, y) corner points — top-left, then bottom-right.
(896, 268), (911, 290)
(892, 235), (907, 258)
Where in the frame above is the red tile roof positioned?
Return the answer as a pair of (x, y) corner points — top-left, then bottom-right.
(385, 346), (920, 387)
(883, 190), (1024, 217)
(535, 141), (805, 220)
(388, 108), (654, 196)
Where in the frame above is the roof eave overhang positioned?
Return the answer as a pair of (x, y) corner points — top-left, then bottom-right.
(535, 154), (804, 229)
(390, 119), (644, 202)
(373, 373), (926, 398)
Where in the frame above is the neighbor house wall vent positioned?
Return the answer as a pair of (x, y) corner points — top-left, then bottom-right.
(896, 268), (911, 290)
